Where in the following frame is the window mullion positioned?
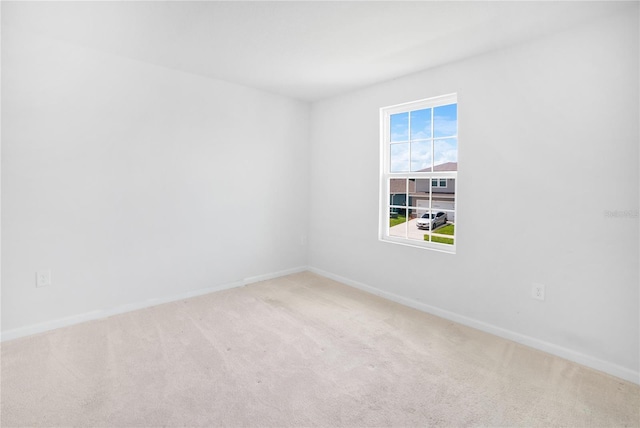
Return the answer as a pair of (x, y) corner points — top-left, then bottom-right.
(405, 177), (409, 239)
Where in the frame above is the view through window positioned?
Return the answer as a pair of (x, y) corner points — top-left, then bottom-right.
(380, 94), (458, 252)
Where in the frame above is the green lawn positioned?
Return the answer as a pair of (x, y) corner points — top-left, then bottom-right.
(390, 215), (407, 227)
(435, 224), (454, 236)
(424, 223), (455, 245)
(429, 235), (454, 245)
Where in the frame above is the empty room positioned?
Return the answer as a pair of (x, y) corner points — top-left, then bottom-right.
(1, 1), (639, 426)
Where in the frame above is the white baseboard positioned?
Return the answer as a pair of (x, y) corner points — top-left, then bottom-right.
(4, 264), (637, 385)
(0, 266), (307, 343)
(307, 266), (640, 385)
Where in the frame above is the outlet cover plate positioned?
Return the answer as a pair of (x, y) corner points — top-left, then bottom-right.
(532, 283), (545, 301)
(36, 270), (52, 288)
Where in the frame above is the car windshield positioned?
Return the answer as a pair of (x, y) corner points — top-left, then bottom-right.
(421, 213), (435, 218)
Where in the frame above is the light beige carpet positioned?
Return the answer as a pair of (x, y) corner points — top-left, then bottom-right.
(1, 272), (638, 427)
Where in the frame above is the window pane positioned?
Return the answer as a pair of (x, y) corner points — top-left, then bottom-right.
(439, 179), (447, 187)
(389, 178), (407, 208)
(390, 143), (410, 172)
(432, 178), (455, 224)
(431, 234), (454, 245)
(407, 208), (425, 242)
(434, 138), (457, 170)
(389, 178), (408, 237)
(410, 181), (430, 216)
(408, 209), (433, 241)
(433, 104), (457, 138)
(410, 108), (431, 140)
(413, 178), (430, 196)
(410, 141), (432, 172)
(409, 184), (432, 242)
(431, 201), (454, 245)
(390, 112), (409, 142)
(389, 207), (407, 238)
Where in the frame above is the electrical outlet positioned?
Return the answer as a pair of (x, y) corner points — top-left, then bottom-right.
(532, 283), (545, 301)
(36, 270), (52, 288)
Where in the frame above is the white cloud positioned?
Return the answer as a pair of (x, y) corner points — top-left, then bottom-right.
(410, 141), (432, 171)
(434, 138), (457, 165)
(390, 143), (409, 172)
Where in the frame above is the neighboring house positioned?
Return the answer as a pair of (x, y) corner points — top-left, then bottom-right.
(390, 162), (456, 221)
(389, 177), (415, 207)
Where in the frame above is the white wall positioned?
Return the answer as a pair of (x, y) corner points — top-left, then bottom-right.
(308, 11), (639, 380)
(1, 27), (309, 333)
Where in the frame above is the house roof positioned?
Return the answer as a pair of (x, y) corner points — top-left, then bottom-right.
(418, 162), (458, 172)
(390, 163), (457, 193)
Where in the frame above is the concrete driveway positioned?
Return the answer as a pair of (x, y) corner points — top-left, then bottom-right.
(390, 218), (450, 241)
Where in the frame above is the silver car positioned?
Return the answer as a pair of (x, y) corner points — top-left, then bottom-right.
(416, 211), (447, 230)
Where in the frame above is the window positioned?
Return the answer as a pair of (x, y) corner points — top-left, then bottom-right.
(432, 178), (447, 188)
(379, 94), (458, 252)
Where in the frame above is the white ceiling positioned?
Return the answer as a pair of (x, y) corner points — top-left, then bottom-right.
(2, 1), (632, 101)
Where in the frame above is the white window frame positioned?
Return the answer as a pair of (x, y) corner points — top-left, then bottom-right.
(379, 93), (458, 253)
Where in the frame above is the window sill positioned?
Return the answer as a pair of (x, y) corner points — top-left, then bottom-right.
(379, 235), (456, 254)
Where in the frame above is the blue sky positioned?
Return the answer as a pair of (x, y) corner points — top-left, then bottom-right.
(390, 103), (457, 172)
